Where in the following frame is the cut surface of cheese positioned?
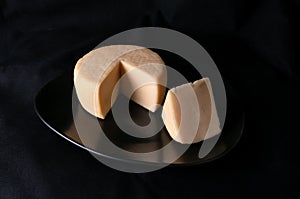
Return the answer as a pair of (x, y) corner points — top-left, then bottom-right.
(120, 60), (166, 112)
(162, 78), (221, 144)
(74, 45), (166, 119)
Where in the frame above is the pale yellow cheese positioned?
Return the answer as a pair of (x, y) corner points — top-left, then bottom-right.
(120, 58), (166, 112)
(162, 78), (221, 144)
(74, 45), (166, 119)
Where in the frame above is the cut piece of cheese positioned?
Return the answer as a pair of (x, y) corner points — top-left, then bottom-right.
(162, 78), (221, 144)
(74, 45), (166, 119)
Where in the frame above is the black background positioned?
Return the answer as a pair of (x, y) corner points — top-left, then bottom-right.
(1, 0), (299, 198)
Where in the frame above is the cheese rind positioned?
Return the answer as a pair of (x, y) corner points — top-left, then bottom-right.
(162, 78), (221, 144)
(74, 45), (166, 119)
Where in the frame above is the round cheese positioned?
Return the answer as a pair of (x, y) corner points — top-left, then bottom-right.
(74, 45), (166, 119)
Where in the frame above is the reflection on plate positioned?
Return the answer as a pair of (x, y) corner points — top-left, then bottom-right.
(34, 71), (244, 166)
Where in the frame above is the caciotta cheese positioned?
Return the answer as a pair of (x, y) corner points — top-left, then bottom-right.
(162, 78), (221, 144)
(74, 45), (166, 119)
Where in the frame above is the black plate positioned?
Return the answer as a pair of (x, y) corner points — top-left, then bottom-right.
(34, 71), (244, 167)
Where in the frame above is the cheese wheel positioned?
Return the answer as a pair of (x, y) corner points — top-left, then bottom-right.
(162, 78), (221, 144)
(74, 45), (166, 119)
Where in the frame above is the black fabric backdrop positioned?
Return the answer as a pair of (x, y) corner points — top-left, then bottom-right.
(1, 0), (299, 198)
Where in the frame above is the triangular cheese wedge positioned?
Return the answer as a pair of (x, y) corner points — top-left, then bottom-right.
(162, 78), (221, 144)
